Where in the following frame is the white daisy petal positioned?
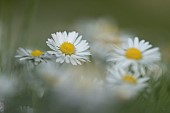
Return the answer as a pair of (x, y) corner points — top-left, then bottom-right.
(74, 35), (82, 45)
(65, 55), (70, 63)
(128, 38), (133, 48)
(138, 77), (149, 83)
(70, 57), (77, 65)
(134, 37), (139, 48)
(143, 47), (159, 55)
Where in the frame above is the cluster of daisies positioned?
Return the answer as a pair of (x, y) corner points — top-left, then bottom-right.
(15, 31), (161, 98)
(16, 31), (91, 65)
(107, 37), (161, 98)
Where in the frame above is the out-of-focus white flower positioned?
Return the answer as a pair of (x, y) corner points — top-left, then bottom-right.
(106, 67), (149, 99)
(15, 48), (49, 65)
(36, 62), (69, 88)
(0, 99), (4, 113)
(46, 31), (91, 65)
(147, 63), (166, 80)
(57, 75), (107, 110)
(74, 18), (120, 42)
(19, 106), (34, 113)
(0, 75), (18, 97)
(74, 18), (127, 63)
(109, 37), (161, 75)
(52, 64), (113, 110)
(68, 75), (104, 95)
(37, 62), (106, 106)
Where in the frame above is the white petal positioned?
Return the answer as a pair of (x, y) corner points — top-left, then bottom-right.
(143, 47), (159, 55)
(128, 38), (133, 48)
(74, 35), (82, 45)
(134, 37), (139, 48)
(65, 55), (70, 63)
(70, 57), (77, 65)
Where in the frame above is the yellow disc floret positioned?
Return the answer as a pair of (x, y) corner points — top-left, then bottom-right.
(125, 48), (142, 60)
(60, 42), (75, 55)
(123, 75), (137, 85)
(31, 50), (44, 57)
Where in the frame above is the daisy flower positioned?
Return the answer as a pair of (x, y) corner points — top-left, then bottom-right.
(106, 67), (149, 99)
(46, 31), (91, 65)
(109, 37), (161, 75)
(15, 48), (48, 65)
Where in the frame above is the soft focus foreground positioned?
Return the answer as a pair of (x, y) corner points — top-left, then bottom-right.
(0, 0), (170, 113)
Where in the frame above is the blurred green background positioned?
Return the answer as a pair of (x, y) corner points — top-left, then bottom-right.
(1, 0), (170, 46)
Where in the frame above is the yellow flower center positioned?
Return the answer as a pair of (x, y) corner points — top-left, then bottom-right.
(125, 48), (142, 60)
(123, 75), (137, 85)
(31, 50), (44, 57)
(60, 42), (75, 55)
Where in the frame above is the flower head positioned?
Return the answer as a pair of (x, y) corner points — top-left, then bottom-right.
(15, 48), (48, 65)
(46, 31), (91, 65)
(109, 37), (161, 75)
(106, 67), (149, 99)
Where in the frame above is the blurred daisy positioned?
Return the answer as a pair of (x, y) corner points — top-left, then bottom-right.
(15, 48), (48, 65)
(19, 106), (34, 113)
(74, 18), (127, 63)
(109, 37), (161, 75)
(36, 62), (70, 88)
(57, 71), (107, 108)
(46, 31), (91, 65)
(147, 63), (166, 80)
(106, 67), (149, 99)
(0, 99), (4, 113)
(69, 75), (104, 94)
